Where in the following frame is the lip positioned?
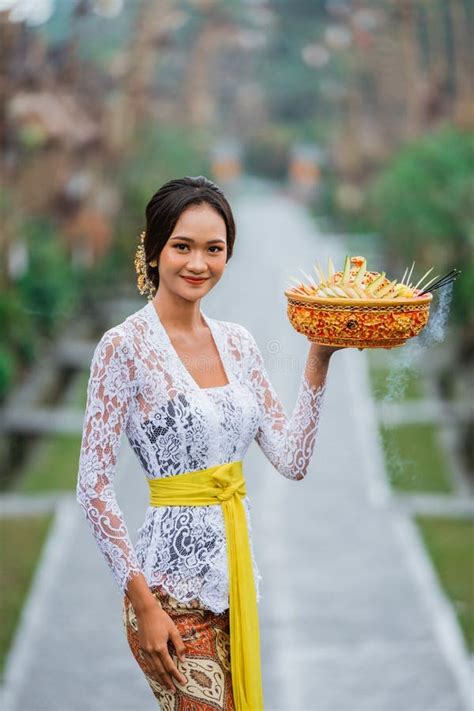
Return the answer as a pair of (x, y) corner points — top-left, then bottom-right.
(181, 276), (208, 284)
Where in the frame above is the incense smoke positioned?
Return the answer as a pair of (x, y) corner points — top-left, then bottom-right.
(377, 282), (454, 487)
(382, 281), (454, 400)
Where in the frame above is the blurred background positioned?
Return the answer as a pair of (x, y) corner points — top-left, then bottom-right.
(0, 1), (473, 709)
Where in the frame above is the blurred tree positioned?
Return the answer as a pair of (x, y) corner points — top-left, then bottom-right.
(0, 293), (34, 401)
(17, 218), (78, 337)
(366, 125), (474, 329)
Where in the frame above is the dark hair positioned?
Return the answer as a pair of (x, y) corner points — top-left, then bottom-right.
(143, 175), (236, 292)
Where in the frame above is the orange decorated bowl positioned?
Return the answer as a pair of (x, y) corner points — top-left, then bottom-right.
(283, 255), (442, 349)
(284, 290), (433, 349)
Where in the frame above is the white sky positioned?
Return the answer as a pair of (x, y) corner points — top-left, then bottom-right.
(0, 0), (123, 25)
(0, 0), (54, 25)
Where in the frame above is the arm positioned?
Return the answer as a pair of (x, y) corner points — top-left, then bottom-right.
(244, 328), (330, 481)
(77, 331), (188, 681)
(76, 327), (143, 596)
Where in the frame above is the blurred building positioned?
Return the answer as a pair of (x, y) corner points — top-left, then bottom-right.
(330, 0), (474, 179)
(288, 142), (323, 202)
(211, 138), (242, 184)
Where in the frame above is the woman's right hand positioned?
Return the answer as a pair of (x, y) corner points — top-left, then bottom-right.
(135, 604), (188, 694)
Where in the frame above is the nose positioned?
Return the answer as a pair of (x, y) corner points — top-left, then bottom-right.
(186, 251), (209, 272)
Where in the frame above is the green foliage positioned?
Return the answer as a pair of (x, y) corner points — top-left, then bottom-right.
(17, 218), (78, 337)
(367, 125), (474, 254)
(0, 292), (35, 362)
(365, 125), (474, 326)
(0, 288), (40, 401)
(0, 217), (80, 400)
(74, 246), (128, 305)
(0, 289), (37, 401)
(0, 345), (16, 403)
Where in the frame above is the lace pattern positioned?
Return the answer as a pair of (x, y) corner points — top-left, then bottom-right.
(76, 301), (327, 613)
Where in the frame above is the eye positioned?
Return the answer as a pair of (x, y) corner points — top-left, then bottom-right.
(173, 243), (224, 253)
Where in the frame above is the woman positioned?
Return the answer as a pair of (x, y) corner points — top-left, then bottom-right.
(76, 175), (341, 710)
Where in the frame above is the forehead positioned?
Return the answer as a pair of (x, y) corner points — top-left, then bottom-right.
(172, 204), (226, 235)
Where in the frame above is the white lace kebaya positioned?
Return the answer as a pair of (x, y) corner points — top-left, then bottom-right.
(76, 300), (327, 614)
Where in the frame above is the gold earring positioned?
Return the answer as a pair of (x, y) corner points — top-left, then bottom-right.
(134, 230), (157, 300)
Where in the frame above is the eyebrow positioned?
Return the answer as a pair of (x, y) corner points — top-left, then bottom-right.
(170, 236), (226, 244)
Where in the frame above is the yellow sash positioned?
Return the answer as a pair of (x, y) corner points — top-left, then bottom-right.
(147, 460), (264, 710)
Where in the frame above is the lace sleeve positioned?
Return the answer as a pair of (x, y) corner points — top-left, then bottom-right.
(243, 327), (327, 481)
(76, 327), (142, 593)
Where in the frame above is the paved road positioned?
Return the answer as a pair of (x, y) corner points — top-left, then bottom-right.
(2, 180), (470, 710)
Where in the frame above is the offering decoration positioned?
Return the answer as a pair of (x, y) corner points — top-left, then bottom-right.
(284, 255), (460, 350)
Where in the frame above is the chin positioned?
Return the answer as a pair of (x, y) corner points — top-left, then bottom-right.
(178, 283), (211, 300)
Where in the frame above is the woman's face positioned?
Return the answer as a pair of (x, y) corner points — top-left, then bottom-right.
(156, 203), (228, 302)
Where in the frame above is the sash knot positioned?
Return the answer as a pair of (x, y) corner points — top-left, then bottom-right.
(211, 463), (246, 502)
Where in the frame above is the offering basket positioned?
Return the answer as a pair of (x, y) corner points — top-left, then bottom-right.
(284, 290), (433, 350)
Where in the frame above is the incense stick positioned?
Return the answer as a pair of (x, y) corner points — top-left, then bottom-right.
(419, 269), (461, 295)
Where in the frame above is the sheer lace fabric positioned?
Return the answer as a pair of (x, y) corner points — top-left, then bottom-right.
(76, 301), (327, 614)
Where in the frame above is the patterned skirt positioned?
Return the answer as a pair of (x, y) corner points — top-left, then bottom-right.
(122, 585), (235, 710)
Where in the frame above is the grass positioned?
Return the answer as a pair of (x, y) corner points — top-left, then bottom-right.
(0, 369), (88, 678)
(380, 423), (453, 493)
(371, 356), (473, 654)
(12, 370), (89, 494)
(415, 516), (474, 652)
(0, 513), (54, 679)
(369, 366), (424, 400)
(14, 434), (82, 493)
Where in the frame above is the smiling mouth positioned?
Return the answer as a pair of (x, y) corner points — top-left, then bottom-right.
(181, 276), (208, 283)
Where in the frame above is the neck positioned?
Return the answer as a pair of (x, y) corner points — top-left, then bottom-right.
(151, 291), (205, 334)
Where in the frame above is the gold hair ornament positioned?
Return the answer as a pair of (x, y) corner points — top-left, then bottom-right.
(134, 230), (157, 300)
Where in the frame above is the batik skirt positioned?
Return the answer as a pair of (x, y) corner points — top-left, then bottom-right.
(122, 585), (235, 710)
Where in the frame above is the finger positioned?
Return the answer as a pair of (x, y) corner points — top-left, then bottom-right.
(169, 628), (187, 662)
(158, 666), (177, 694)
(161, 647), (188, 686)
(145, 650), (177, 694)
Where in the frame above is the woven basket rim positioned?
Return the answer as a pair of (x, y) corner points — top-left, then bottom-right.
(284, 289), (433, 307)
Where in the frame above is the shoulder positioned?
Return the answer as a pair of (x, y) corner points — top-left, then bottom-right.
(95, 302), (149, 355)
(97, 325), (127, 348)
(91, 326), (130, 374)
(93, 311), (143, 365)
(90, 323), (138, 390)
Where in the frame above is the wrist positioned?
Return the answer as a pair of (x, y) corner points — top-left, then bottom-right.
(309, 343), (332, 366)
(125, 572), (163, 614)
(133, 595), (162, 616)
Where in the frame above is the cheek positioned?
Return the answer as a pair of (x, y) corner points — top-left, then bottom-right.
(161, 247), (184, 267)
(216, 257), (227, 273)
(213, 249), (227, 265)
